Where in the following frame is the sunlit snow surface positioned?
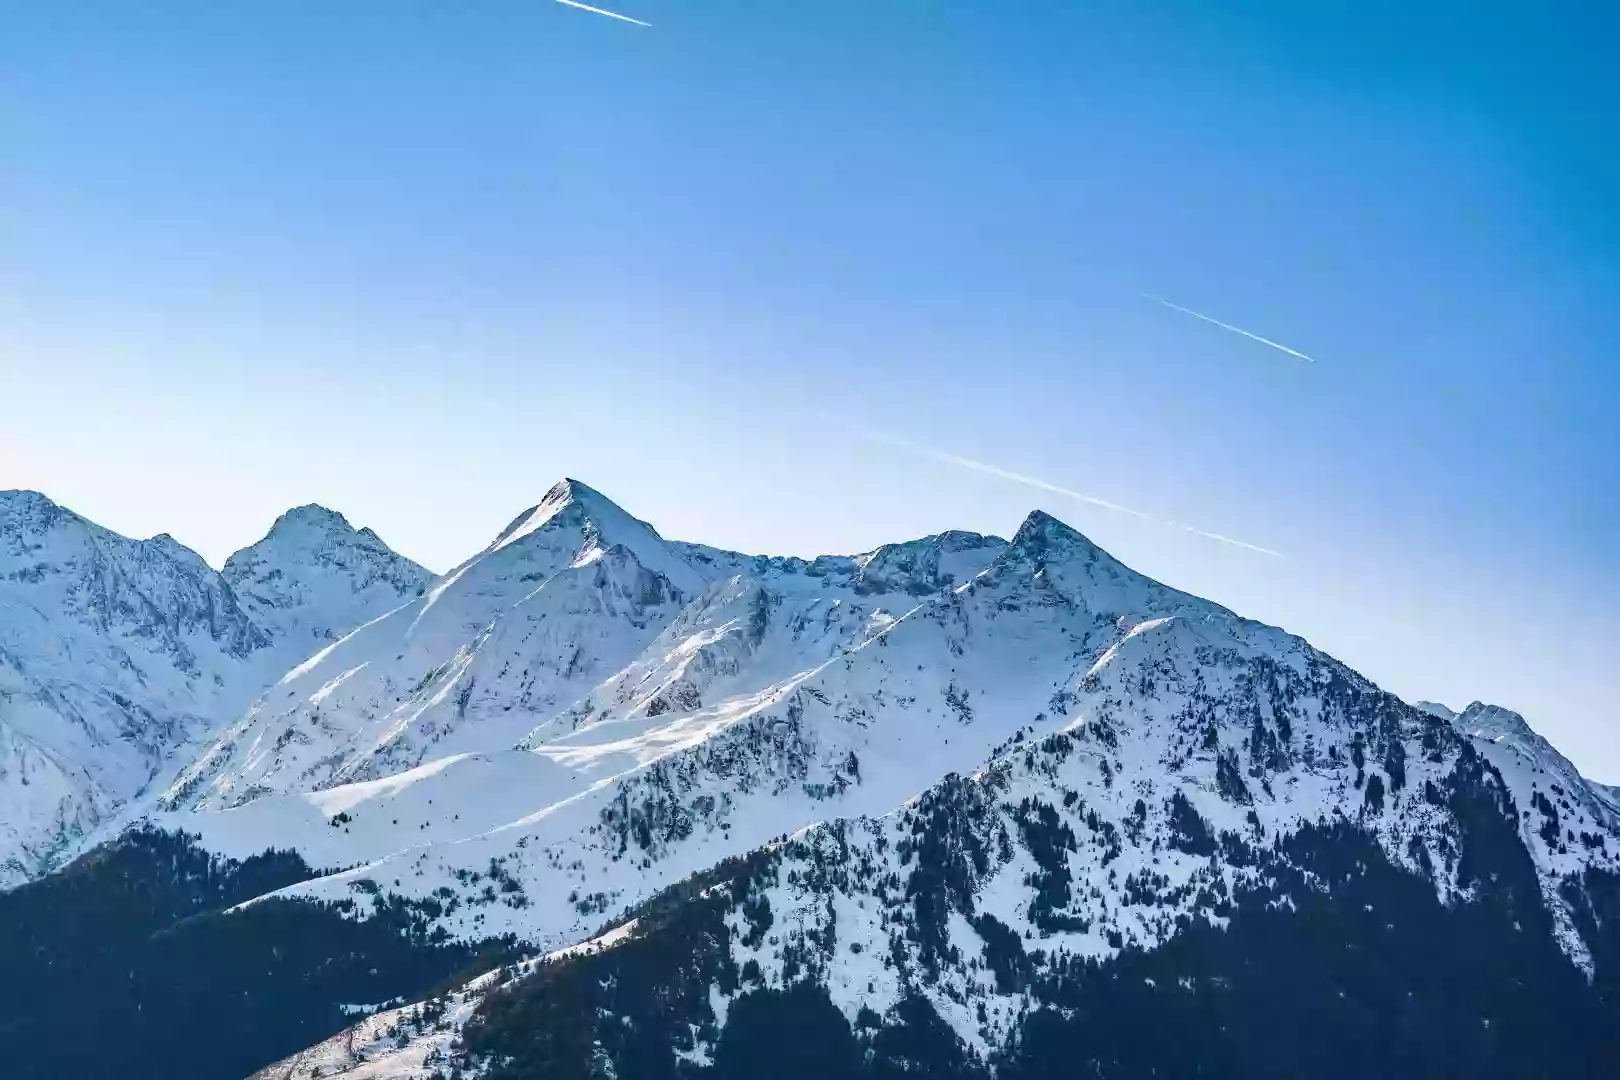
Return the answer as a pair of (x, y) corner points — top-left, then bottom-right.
(17, 480), (1620, 1079)
(0, 491), (428, 884)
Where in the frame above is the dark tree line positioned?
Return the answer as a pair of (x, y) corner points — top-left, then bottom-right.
(0, 828), (517, 1080)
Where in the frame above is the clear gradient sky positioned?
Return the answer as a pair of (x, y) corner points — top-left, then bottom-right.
(3, 3), (1618, 777)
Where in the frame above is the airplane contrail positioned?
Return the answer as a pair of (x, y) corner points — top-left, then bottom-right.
(861, 431), (1285, 558)
(1143, 293), (1316, 363)
(554, 0), (650, 27)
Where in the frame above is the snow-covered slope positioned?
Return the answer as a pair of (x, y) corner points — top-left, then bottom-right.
(0, 491), (269, 883)
(1595, 781), (1620, 818)
(1421, 699), (1620, 834)
(223, 504), (433, 656)
(1414, 699), (1458, 723)
(0, 490), (432, 885)
(161, 480), (710, 810)
(265, 682), (1620, 1079)
(211, 490), (1620, 1080)
(169, 498), (1620, 965)
(683, 645), (1620, 1059)
(16, 478), (1615, 1078)
(162, 506), (1242, 950)
(1443, 701), (1620, 887)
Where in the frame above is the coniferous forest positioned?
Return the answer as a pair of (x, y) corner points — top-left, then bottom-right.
(0, 829), (516, 1080)
(451, 770), (1620, 1080)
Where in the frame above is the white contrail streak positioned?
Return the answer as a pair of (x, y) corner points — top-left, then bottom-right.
(1143, 293), (1316, 363)
(862, 432), (1285, 558)
(554, 0), (650, 27)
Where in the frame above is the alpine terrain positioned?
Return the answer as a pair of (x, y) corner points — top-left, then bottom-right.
(2, 480), (1618, 1080)
(0, 492), (430, 885)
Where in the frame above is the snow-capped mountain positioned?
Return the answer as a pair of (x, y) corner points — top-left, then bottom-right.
(1414, 699), (1458, 723)
(1443, 700), (1620, 886)
(160, 480), (707, 810)
(0, 490), (429, 885)
(8, 479), (1620, 1080)
(162, 501), (1235, 944)
(258, 676), (1620, 1080)
(223, 503), (434, 650)
(211, 486), (1620, 1080)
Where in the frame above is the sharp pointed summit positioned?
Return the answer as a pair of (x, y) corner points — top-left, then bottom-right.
(487, 479), (628, 546)
(461, 478), (706, 599)
(1006, 507), (1124, 570)
(491, 478), (599, 538)
(999, 506), (1225, 623)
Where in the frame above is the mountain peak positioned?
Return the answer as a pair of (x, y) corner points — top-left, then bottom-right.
(222, 504), (432, 648)
(0, 488), (56, 508)
(1009, 508), (1106, 562)
(1453, 701), (1536, 741)
(1447, 701), (1581, 782)
(265, 503), (354, 536)
(998, 506), (1227, 625)
(473, 478), (706, 600)
(4, 496), (212, 579)
(0, 489), (79, 535)
(140, 532), (212, 573)
(231, 502), (412, 569)
(550, 476), (600, 504)
(486, 476), (651, 553)
(227, 503), (418, 576)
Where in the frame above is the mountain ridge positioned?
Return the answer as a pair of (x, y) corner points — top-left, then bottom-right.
(0, 489), (435, 884)
(207, 483), (1620, 1080)
(4, 480), (1619, 1080)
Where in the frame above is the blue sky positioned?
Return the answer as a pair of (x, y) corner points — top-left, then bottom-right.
(3, 2), (1618, 777)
